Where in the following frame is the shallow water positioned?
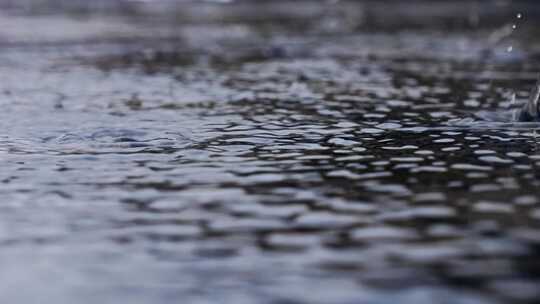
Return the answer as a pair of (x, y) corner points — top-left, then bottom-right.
(1, 1), (540, 303)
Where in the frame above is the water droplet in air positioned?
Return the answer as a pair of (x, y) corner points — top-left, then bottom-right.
(507, 46), (513, 52)
(517, 13), (522, 19)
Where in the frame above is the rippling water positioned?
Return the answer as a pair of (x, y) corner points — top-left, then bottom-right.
(1, 1), (540, 303)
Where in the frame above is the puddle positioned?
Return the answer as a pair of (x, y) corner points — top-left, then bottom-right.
(1, 1), (540, 304)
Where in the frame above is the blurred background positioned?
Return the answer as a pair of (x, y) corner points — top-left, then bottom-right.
(1, 0), (539, 30)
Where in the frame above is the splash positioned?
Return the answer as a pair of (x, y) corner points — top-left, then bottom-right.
(447, 77), (540, 128)
(456, 12), (540, 126)
(517, 77), (540, 122)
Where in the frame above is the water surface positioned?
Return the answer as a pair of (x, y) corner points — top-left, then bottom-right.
(1, 1), (540, 303)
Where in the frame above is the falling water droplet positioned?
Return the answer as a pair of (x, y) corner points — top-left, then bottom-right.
(512, 24), (517, 30)
(507, 46), (513, 52)
(517, 13), (522, 19)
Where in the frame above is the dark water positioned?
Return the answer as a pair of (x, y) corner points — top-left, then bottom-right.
(1, 1), (540, 303)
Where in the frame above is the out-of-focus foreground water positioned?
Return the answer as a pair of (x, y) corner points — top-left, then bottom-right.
(1, 1), (540, 303)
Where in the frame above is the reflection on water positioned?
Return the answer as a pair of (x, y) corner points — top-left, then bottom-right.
(1, 1), (540, 303)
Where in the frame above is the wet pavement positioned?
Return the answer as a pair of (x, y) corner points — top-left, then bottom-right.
(1, 1), (540, 303)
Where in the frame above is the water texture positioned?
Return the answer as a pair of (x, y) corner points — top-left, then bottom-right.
(1, 1), (540, 303)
